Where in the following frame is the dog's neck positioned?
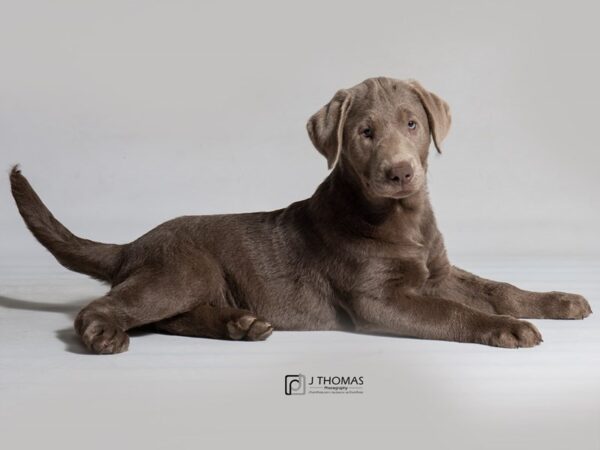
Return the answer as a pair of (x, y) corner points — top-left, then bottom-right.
(308, 163), (429, 239)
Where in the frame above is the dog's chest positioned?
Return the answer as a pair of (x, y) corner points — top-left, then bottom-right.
(342, 225), (432, 298)
(359, 247), (429, 293)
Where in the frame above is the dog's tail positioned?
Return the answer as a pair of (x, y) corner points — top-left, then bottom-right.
(10, 165), (123, 282)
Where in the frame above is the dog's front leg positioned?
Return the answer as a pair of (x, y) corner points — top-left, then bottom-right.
(432, 267), (592, 320)
(352, 294), (542, 348)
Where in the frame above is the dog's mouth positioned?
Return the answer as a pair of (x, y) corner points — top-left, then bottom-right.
(369, 178), (423, 200)
(382, 187), (419, 199)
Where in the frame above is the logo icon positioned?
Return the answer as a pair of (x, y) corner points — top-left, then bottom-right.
(284, 374), (306, 395)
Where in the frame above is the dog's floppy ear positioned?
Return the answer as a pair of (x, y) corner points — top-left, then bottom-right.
(407, 80), (451, 153)
(306, 89), (353, 169)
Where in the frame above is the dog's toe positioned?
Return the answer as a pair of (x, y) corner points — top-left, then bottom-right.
(247, 319), (274, 341)
(227, 315), (273, 341)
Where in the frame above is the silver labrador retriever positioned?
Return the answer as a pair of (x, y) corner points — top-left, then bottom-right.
(10, 77), (592, 354)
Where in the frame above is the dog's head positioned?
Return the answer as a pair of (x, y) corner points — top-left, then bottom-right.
(307, 77), (451, 200)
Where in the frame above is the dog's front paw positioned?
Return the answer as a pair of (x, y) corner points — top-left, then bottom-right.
(479, 316), (542, 348)
(538, 292), (592, 319)
(227, 315), (273, 341)
(78, 320), (130, 354)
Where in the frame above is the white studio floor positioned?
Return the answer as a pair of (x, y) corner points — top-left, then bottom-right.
(1, 257), (599, 450)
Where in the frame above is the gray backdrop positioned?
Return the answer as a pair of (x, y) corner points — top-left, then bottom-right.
(1, 0), (599, 262)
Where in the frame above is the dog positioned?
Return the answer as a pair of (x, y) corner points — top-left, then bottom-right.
(10, 77), (592, 354)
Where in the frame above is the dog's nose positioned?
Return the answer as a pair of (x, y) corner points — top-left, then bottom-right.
(386, 162), (414, 184)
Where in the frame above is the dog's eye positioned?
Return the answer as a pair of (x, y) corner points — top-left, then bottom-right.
(407, 120), (417, 130)
(361, 127), (374, 139)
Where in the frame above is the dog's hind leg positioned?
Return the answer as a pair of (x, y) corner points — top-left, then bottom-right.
(153, 305), (273, 341)
(75, 260), (225, 354)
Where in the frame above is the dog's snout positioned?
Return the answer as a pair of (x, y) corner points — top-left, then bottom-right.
(386, 162), (414, 184)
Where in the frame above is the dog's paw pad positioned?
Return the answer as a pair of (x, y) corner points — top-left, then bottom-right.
(227, 315), (273, 341)
(80, 321), (130, 354)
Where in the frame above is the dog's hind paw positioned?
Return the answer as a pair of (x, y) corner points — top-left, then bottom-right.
(226, 315), (273, 341)
(79, 320), (130, 354)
